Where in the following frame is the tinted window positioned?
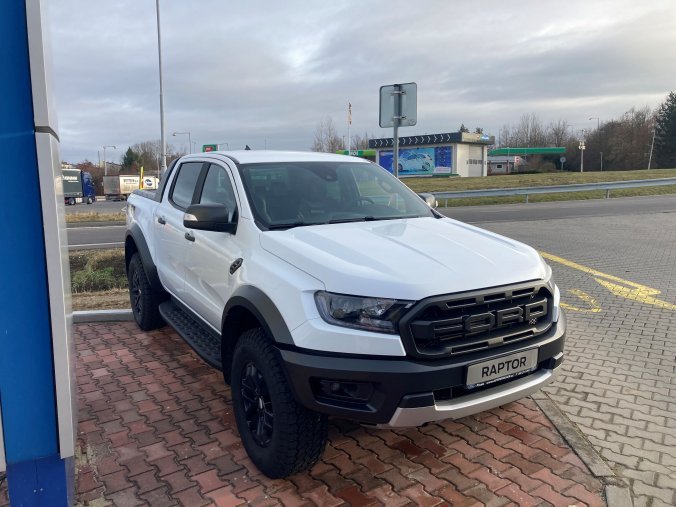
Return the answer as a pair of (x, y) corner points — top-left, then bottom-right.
(199, 164), (237, 220)
(238, 161), (433, 228)
(170, 162), (203, 209)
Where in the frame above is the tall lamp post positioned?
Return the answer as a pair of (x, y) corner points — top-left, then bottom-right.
(589, 117), (602, 171)
(156, 0), (167, 174)
(103, 145), (116, 176)
(172, 131), (192, 153)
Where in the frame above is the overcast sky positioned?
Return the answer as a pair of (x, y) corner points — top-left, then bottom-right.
(46, 0), (676, 163)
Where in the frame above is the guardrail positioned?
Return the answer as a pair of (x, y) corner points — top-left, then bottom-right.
(432, 177), (676, 206)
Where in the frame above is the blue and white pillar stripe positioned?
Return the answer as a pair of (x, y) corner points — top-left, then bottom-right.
(0, 0), (75, 505)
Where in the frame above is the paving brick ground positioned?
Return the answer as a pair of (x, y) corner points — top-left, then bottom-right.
(479, 210), (676, 506)
(1, 320), (604, 506)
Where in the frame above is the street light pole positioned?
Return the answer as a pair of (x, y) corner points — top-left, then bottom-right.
(648, 127), (656, 170)
(589, 117), (602, 171)
(156, 0), (167, 174)
(172, 131), (192, 153)
(103, 145), (116, 176)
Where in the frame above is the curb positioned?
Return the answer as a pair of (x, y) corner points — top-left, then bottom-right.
(532, 392), (633, 507)
(73, 309), (133, 323)
(66, 221), (126, 228)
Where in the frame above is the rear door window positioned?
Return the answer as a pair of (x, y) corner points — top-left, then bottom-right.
(170, 162), (204, 209)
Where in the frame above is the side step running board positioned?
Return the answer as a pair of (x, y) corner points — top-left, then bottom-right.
(159, 300), (223, 370)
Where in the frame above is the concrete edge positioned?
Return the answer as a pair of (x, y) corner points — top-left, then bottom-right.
(532, 392), (633, 506)
(73, 309), (133, 323)
(66, 221), (125, 228)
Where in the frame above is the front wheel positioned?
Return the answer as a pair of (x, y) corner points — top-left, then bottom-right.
(231, 328), (327, 478)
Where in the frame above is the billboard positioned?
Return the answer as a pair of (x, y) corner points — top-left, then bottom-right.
(378, 146), (452, 177)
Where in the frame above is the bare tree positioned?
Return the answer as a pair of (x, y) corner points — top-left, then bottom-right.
(130, 139), (179, 175)
(350, 131), (372, 150)
(547, 119), (571, 146)
(311, 117), (342, 153)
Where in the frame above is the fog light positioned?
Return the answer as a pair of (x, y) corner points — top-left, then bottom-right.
(315, 379), (374, 403)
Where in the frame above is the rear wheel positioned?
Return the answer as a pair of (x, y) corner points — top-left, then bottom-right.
(68, 197), (75, 205)
(231, 328), (327, 478)
(128, 253), (164, 331)
(86, 196), (93, 204)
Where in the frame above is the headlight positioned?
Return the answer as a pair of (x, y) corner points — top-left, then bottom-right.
(540, 257), (560, 322)
(314, 291), (412, 334)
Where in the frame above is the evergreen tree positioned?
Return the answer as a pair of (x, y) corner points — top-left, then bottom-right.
(459, 123), (469, 133)
(654, 91), (676, 168)
(121, 147), (140, 170)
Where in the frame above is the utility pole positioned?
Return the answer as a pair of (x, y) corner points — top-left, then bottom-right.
(648, 127), (656, 169)
(156, 0), (167, 174)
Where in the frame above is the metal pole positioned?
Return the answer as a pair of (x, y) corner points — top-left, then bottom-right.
(347, 102), (351, 153)
(648, 127), (656, 170)
(103, 146), (107, 176)
(156, 0), (167, 174)
(393, 85), (401, 178)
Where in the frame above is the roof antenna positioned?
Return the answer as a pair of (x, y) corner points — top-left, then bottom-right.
(245, 145), (251, 150)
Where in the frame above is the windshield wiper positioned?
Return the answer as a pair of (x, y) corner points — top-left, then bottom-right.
(267, 221), (310, 230)
(328, 216), (377, 224)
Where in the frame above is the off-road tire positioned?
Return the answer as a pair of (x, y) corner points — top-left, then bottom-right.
(231, 328), (328, 478)
(128, 253), (164, 331)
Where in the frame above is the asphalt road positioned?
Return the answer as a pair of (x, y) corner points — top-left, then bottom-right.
(66, 194), (676, 249)
(65, 200), (127, 215)
(441, 194), (676, 223)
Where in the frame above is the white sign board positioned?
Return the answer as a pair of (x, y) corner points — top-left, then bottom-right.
(379, 82), (417, 128)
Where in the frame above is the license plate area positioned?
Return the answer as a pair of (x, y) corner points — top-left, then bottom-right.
(466, 348), (538, 388)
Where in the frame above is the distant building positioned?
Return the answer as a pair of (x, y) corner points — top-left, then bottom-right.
(488, 147), (566, 174)
(368, 132), (495, 177)
(487, 155), (524, 174)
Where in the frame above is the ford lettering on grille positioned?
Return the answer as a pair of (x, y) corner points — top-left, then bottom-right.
(463, 300), (547, 334)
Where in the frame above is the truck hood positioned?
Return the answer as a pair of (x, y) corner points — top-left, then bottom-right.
(259, 217), (546, 301)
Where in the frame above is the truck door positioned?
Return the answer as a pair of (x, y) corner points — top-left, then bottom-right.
(154, 161), (207, 302)
(182, 162), (243, 330)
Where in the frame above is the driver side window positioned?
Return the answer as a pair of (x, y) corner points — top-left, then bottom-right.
(198, 164), (238, 220)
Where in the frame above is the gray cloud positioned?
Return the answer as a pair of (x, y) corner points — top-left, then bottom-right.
(47, 0), (676, 162)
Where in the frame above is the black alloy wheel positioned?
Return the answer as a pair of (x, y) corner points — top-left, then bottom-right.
(240, 361), (274, 446)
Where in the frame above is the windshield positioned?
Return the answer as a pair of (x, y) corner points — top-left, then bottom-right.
(238, 161), (434, 229)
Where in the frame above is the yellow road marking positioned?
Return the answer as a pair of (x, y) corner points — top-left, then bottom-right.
(541, 252), (676, 311)
(560, 289), (603, 313)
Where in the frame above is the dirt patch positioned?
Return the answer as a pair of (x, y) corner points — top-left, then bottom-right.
(72, 288), (130, 311)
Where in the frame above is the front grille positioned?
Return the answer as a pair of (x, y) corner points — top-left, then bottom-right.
(400, 281), (553, 358)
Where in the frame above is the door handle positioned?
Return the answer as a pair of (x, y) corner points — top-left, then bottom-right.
(157, 216), (166, 225)
(184, 232), (195, 242)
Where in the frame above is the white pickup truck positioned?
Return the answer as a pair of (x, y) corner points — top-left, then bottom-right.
(125, 151), (565, 478)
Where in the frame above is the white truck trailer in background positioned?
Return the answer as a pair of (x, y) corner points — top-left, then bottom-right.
(104, 175), (158, 200)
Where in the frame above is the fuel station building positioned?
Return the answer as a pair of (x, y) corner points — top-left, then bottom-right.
(368, 132), (495, 177)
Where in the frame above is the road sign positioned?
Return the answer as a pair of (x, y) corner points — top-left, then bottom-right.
(379, 82), (417, 178)
(379, 82), (417, 128)
(560, 156), (566, 163)
(202, 144), (218, 152)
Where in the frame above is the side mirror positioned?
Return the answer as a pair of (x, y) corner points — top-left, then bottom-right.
(418, 192), (438, 208)
(184, 204), (237, 233)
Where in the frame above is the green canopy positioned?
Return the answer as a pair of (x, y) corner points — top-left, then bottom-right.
(489, 147), (566, 156)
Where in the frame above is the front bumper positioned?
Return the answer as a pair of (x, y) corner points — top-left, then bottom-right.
(280, 312), (565, 426)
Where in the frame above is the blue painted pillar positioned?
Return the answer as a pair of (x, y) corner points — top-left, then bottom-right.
(0, 1), (75, 505)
